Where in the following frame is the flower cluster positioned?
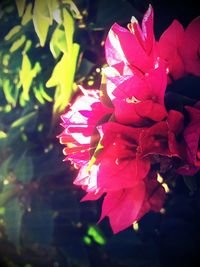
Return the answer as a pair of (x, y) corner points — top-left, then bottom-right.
(59, 5), (200, 233)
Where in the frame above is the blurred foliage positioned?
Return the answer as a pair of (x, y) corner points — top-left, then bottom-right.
(0, 0), (200, 267)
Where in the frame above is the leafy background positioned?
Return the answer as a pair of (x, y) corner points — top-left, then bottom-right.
(0, 0), (200, 267)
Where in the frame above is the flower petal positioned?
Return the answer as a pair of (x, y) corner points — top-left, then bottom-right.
(137, 173), (165, 220)
(59, 88), (113, 167)
(106, 63), (167, 106)
(181, 17), (200, 76)
(99, 182), (146, 233)
(141, 4), (155, 53)
(158, 19), (185, 80)
(114, 99), (167, 126)
(105, 23), (152, 74)
(97, 156), (150, 191)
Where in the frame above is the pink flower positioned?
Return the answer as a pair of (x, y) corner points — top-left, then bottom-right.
(99, 182), (146, 233)
(72, 121), (166, 233)
(158, 16), (200, 81)
(158, 20), (185, 81)
(59, 87), (113, 167)
(137, 173), (166, 221)
(95, 122), (150, 191)
(178, 102), (200, 175)
(79, 170), (165, 234)
(73, 122), (150, 192)
(139, 110), (184, 159)
(99, 172), (165, 233)
(74, 164), (102, 195)
(105, 4), (159, 76)
(105, 63), (167, 125)
(59, 6), (200, 234)
(180, 17), (200, 76)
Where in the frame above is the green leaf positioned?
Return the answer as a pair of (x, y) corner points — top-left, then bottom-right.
(40, 84), (53, 102)
(46, 43), (79, 119)
(87, 225), (106, 245)
(19, 94), (27, 107)
(47, 0), (61, 24)
(46, 54), (66, 88)
(33, 86), (45, 105)
(4, 25), (22, 41)
(4, 197), (24, 249)
(0, 131), (7, 139)
(63, 8), (74, 53)
(50, 27), (67, 58)
(63, 0), (82, 19)
(15, 0), (26, 17)
(19, 55), (41, 102)
(10, 111), (37, 128)
(0, 207), (5, 215)
(21, 3), (33, 25)
(19, 53), (32, 101)
(0, 183), (22, 206)
(2, 54), (10, 66)
(83, 236), (92, 245)
(2, 105), (12, 113)
(2, 79), (17, 106)
(32, 61), (42, 74)
(14, 153), (33, 183)
(9, 34), (26, 53)
(32, 0), (52, 46)
(34, 83), (53, 104)
(23, 40), (32, 53)
(0, 156), (13, 182)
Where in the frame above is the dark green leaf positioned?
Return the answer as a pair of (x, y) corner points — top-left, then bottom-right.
(0, 156), (13, 182)
(4, 197), (24, 249)
(10, 111), (37, 128)
(4, 25), (22, 40)
(14, 153), (33, 183)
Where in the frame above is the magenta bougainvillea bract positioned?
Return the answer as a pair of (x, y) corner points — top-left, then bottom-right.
(59, 5), (200, 233)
